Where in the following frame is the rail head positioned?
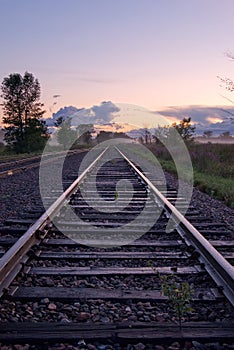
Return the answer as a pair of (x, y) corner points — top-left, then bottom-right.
(116, 146), (234, 306)
(0, 147), (108, 296)
(1, 145), (234, 307)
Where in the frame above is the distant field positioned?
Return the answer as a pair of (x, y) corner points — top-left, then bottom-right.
(195, 136), (234, 144)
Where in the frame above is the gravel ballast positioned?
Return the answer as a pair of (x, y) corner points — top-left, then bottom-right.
(0, 151), (234, 348)
(0, 151), (233, 229)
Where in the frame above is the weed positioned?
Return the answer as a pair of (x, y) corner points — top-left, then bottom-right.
(159, 274), (193, 329)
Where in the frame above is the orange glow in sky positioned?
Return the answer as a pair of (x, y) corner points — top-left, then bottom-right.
(206, 117), (223, 124)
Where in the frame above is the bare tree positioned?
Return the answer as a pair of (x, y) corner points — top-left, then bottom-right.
(203, 130), (213, 138)
(219, 131), (232, 138)
(217, 51), (234, 105)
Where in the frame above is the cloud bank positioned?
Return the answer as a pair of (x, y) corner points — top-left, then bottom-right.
(156, 105), (234, 135)
(46, 101), (120, 127)
(45, 102), (234, 136)
(157, 105), (234, 125)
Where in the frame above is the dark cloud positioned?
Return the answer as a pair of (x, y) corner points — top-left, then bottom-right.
(90, 101), (120, 124)
(157, 105), (234, 125)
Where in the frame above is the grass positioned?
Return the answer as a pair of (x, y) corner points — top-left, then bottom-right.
(148, 143), (234, 208)
(188, 143), (234, 178)
(158, 158), (234, 208)
(193, 171), (234, 208)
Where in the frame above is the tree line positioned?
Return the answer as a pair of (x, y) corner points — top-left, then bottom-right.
(0, 72), (131, 153)
(1, 71), (231, 154)
(138, 117), (196, 145)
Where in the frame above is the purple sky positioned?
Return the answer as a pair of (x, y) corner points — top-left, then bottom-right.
(1, 0), (234, 123)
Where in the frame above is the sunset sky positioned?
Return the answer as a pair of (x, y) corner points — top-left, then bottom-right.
(1, 0), (234, 125)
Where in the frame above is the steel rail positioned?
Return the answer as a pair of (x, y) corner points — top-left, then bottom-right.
(0, 147), (107, 296)
(116, 147), (234, 306)
(0, 156), (40, 168)
(0, 149), (86, 177)
(0, 149), (81, 168)
(0, 151), (61, 169)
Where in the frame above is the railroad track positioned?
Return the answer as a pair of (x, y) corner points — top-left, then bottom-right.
(0, 149), (84, 177)
(0, 145), (234, 348)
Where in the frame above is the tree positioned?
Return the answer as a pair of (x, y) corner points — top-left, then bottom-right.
(141, 128), (152, 144)
(203, 130), (213, 138)
(217, 51), (234, 107)
(54, 116), (64, 128)
(219, 131), (232, 138)
(154, 125), (169, 143)
(22, 118), (49, 153)
(0, 142), (5, 152)
(136, 128), (153, 144)
(76, 124), (93, 145)
(112, 132), (130, 139)
(170, 117), (195, 141)
(96, 131), (114, 143)
(55, 117), (77, 150)
(138, 136), (144, 144)
(154, 118), (195, 144)
(1, 71), (48, 152)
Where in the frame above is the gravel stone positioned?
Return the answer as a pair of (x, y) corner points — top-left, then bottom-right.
(134, 344), (145, 350)
(0, 152), (234, 348)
